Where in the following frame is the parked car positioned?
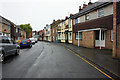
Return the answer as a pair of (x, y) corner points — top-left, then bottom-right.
(20, 39), (32, 48)
(29, 38), (35, 44)
(0, 36), (20, 62)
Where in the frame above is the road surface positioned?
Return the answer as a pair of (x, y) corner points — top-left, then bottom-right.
(2, 42), (110, 79)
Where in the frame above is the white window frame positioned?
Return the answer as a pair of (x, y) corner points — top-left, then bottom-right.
(85, 14), (90, 20)
(16, 28), (18, 33)
(78, 17), (80, 23)
(98, 8), (104, 17)
(111, 30), (113, 41)
(75, 32), (82, 40)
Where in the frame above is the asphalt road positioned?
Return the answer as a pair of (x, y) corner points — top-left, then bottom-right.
(2, 42), (109, 78)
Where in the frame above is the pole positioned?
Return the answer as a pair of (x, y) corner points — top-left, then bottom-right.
(78, 31), (79, 47)
(99, 29), (102, 49)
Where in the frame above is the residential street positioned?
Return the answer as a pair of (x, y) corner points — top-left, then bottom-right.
(2, 42), (110, 78)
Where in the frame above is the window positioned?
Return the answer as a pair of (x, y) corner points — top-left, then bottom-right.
(53, 29), (54, 33)
(69, 32), (72, 40)
(111, 30), (113, 41)
(101, 31), (105, 40)
(74, 18), (78, 25)
(78, 17), (80, 23)
(69, 19), (71, 28)
(58, 33), (60, 39)
(64, 22), (66, 26)
(75, 18), (78, 24)
(56, 29), (57, 33)
(99, 8), (104, 16)
(85, 14), (89, 20)
(95, 30), (99, 40)
(75, 32), (82, 40)
(8, 26), (9, 30)
(2, 24), (4, 28)
(16, 28), (18, 33)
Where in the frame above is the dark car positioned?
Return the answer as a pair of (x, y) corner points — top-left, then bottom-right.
(20, 39), (32, 48)
(0, 36), (20, 62)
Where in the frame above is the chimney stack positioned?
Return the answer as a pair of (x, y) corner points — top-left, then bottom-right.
(83, 4), (87, 8)
(88, 0), (92, 5)
(53, 19), (55, 23)
(70, 14), (73, 17)
(65, 16), (68, 19)
(79, 6), (82, 12)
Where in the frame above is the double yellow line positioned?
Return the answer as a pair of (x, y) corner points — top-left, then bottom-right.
(67, 48), (114, 80)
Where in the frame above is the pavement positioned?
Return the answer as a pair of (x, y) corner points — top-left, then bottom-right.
(58, 43), (120, 78)
(1, 42), (116, 79)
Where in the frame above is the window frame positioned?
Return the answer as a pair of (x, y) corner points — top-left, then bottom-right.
(75, 32), (82, 40)
(98, 8), (104, 17)
(111, 30), (113, 41)
(85, 14), (90, 20)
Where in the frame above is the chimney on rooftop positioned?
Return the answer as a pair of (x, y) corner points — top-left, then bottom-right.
(53, 19), (55, 23)
(79, 6), (82, 12)
(70, 14), (73, 17)
(83, 3), (87, 8)
(88, 0), (93, 5)
(65, 16), (68, 19)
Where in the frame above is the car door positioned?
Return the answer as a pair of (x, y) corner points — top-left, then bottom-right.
(8, 37), (16, 54)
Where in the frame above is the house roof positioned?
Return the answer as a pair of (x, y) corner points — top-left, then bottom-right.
(73, 15), (113, 33)
(71, 1), (112, 19)
(0, 16), (11, 26)
(0, 16), (16, 26)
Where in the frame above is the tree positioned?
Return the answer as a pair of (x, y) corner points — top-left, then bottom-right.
(19, 24), (32, 37)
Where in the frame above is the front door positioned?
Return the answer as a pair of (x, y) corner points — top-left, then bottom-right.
(65, 32), (68, 43)
(95, 30), (105, 48)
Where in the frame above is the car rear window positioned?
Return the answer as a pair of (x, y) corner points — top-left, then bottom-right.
(0, 36), (10, 43)
(21, 39), (29, 42)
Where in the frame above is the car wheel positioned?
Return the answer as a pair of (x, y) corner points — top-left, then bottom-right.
(0, 52), (4, 62)
(15, 48), (20, 55)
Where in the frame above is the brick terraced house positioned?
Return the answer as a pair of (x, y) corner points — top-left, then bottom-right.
(71, 1), (114, 49)
(0, 16), (11, 37)
(0, 16), (26, 41)
(51, 20), (61, 42)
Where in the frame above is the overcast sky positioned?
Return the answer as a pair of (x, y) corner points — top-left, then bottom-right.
(0, 0), (98, 31)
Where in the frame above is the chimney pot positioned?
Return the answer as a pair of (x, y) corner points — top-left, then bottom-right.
(70, 14), (73, 17)
(79, 6), (82, 12)
(83, 4), (87, 8)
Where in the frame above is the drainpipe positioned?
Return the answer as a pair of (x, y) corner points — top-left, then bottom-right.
(78, 31), (79, 47)
(99, 29), (102, 49)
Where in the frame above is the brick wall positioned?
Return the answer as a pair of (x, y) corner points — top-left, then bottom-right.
(2, 24), (10, 33)
(105, 30), (113, 49)
(72, 31), (95, 48)
(72, 30), (113, 49)
(117, 24), (120, 58)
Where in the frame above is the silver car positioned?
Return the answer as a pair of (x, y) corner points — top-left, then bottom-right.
(0, 36), (20, 62)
